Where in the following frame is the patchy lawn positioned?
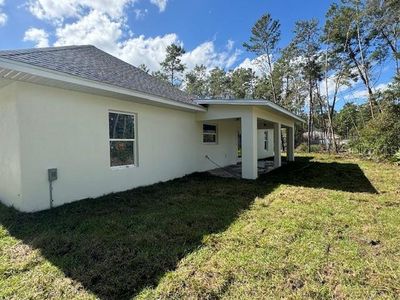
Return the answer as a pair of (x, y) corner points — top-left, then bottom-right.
(0, 154), (399, 299)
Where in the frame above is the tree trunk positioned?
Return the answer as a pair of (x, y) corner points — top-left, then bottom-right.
(307, 78), (313, 153)
(266, 52), (278, 104)
(348, 49), (376, 118)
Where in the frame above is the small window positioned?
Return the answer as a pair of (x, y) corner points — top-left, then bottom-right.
(264, 131), (269, 151)
(203, 124), (217, 144)
(109, 111), (137, 167)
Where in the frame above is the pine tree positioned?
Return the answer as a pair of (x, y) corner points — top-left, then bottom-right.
(160, 44), (186, 86)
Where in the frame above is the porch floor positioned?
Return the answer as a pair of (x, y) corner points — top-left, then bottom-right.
(208, 158), (286, 178)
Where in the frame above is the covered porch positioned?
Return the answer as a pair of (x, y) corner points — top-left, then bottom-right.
(196, 100), (303, 180)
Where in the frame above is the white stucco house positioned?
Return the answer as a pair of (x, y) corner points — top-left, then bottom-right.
(0, 45), (304, 212)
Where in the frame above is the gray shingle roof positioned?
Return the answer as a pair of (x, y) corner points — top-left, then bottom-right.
(0, 45), (197, 106)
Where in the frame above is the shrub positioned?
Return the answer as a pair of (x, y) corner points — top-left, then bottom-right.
(296, 142), (325, 153)
(350, 104), (400, 159)
(392, 150), (400, 164)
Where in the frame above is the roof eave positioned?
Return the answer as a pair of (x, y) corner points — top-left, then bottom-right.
(195, 99), (305, 123)
(0, 58), (206, 112)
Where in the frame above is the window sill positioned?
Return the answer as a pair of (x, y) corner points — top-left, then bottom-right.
(111, 164), (137, 170)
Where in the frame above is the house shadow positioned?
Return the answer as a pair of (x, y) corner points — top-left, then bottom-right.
(0, 173), (272, 300)
(0, 156), (378, 299)
(261, 156), (379, 194)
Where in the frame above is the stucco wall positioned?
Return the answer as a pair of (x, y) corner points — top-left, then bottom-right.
(257, 129), (274, 159)
(8, 82), (242, 212)
(12, 82), (203, 211)
(0, 82), (298, 212)
(197, 119), (240, 172)
(0, 82), (22, 208)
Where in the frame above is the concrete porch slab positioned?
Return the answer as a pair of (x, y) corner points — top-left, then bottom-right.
(208, 158), (284, 178)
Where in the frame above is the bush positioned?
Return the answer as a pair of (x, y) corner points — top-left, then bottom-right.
(296, 142), (325, 153)
(350, 104), (400, 159)
(392, 150), (400, 164)
(296, 143), (308, 152)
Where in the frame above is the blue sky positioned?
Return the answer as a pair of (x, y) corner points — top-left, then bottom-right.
(0, 0), (396, 108)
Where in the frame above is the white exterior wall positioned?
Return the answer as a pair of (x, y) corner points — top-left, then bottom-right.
(13, 82), (206, 212)
(257, 129), (274, 159)
(197, 119), (239, 172)
(0, 82), (298, 212)
(0, 82), (22, 208)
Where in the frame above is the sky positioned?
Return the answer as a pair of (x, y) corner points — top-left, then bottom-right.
(0, 0), (396, 108)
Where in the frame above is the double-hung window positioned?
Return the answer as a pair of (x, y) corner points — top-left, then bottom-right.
(203, 124), (218, 144)
(109, 111), (137, 168)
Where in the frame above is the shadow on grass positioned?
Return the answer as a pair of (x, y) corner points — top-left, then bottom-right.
(0, 156), (377, 299)
(262, 156), (379, 194)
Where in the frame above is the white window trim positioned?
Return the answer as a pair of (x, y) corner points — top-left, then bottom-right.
(202, 123), (218, 145)
(109, 110), (138, 170)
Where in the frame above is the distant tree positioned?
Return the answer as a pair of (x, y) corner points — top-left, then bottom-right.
(366, 0), (400, 76)
(152, 70), (169, 83)
(138, 63), (150, 74)
(185, 64), (208, 97)
(160, 44), (186, 86)
(321, 24), (356, 152)
(243, 13), (281, 103)
(230, 68), (256, 98)
(273, 43), (306, 113)
(292, 19), (323, 152)
(335, 102), (362, 139)
(209, 68), (230, 99)
(325, 0), (384, 118)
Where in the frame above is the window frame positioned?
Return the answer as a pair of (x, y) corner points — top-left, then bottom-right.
(202, 123), (218, 145)
(108, 110), (138, 170)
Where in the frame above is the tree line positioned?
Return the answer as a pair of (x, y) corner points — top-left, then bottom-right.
(139, 0), (400, 159)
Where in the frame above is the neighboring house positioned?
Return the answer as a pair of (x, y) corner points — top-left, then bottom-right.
(302, 130), (342, 146)
(0, 45), (304, 212)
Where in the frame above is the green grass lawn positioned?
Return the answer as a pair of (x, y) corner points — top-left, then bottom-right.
(0, 154), (399, 299)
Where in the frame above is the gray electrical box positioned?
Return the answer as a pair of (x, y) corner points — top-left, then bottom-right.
(48, 168), (58, 182)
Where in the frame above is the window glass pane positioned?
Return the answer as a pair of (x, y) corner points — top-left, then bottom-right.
(109, 113), (135, 139)
(203, 134), (216, 143)
(110, 141), (134, 166)
(203, 124), (217, 134)
(264, 131), (268, 150)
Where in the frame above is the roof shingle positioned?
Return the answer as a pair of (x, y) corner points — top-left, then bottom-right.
(0, 45), (197, 106)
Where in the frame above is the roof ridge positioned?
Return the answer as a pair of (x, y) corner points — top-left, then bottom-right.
(0, 45), (94, 57)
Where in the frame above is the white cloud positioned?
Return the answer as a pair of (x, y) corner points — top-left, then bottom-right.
(182, 41), (241, 71)
(0, 12), (6, 26)
(27, 0), (137, 21)
(236, 56), (264, 76)
(117, 33), (179, 71)
(23, 0), (240, 74)
(343, 82), (390, 101)
(0, 0), (6, 27)
(54, 10), (122, 53)
(133, 8), (148, 20)
(50, 10), (240, 72)
(226, 39), (234, 51)
(23, 27), (49, 47)
(150, 0), (167, 12)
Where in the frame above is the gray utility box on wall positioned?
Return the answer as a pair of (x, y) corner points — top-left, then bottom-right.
(48, 168), (58, 182)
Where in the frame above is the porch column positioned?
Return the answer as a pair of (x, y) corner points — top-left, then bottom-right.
(241, 114), (258, 179)
(287, 126), (295, 162)
(274, 122), (281, 168)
